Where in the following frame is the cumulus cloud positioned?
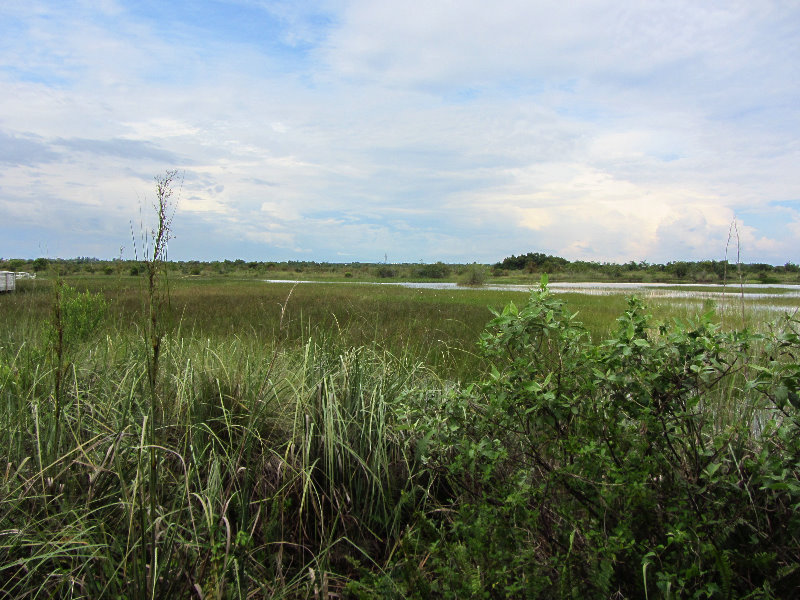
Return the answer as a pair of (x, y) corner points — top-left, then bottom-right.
(0, 0), (798, 263)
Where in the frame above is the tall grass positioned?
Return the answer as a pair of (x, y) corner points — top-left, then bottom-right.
(0, 313), (446, 597)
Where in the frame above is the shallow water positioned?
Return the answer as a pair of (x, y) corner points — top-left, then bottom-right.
(264, 279), (800, 301)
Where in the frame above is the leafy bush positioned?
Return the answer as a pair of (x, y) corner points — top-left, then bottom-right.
(397, 280), (800, 598)
(417, 262), (451, 279)
(458, 263), (487, 286)
(50, 284), (108, 349)
(377, 265), (398, 278)
(32, 257), (49, 272)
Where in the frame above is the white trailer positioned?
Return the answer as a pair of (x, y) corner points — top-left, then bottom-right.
(0, 271), (16, 292)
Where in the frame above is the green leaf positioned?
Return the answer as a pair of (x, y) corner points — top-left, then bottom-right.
(775, 384), (789, 406)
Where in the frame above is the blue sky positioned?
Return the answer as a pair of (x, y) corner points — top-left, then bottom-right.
(1, 0), (798, 264)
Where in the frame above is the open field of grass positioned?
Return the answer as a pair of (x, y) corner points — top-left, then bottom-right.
(4, 277), (528, 382)
(1, 275), (799, 597)
(4, 276), (795, 380)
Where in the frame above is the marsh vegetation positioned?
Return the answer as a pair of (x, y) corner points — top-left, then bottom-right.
(1, 269), (799, 597)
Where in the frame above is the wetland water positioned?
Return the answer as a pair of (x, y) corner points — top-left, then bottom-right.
(264, 279), (800, 317)
(265, 279), (800, 300)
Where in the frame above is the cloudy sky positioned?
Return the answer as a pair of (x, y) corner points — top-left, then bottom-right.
(1, 1), (798, 264)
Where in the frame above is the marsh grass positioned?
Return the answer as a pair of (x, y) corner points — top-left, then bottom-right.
(0, 317), (445, 597)
(2, 278), (519, 382)
(4, 277), (798, 379)
(1, 277), (799, 597)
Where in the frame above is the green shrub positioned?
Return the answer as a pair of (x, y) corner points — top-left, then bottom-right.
(377, 265), (398, 278)
(398, 279), (800, 598)
(32, 257), (49, 272)
(49, 284), (108, 348)
(458, 263), (487, 286)
(417, 262), (450, 279)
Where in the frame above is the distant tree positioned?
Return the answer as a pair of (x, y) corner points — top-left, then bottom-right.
(496, 252), (569, 272)
(33, 257), (49, 272)
(667, 261), (689, 278)
(418, 262), (450, 279)
(747, 263), (773, 273)
(458, 263), (487, 286)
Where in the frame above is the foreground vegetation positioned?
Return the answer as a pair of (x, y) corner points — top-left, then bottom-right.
(1, 275), (799, 598)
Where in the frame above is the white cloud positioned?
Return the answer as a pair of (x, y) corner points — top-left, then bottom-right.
(0, 0), (798, 263)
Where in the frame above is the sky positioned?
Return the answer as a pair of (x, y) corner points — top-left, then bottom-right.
(1, 1), (799, 265)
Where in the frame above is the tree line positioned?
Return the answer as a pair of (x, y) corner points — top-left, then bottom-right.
(2, 254), (799, 283)
(495, 252), (799, 282)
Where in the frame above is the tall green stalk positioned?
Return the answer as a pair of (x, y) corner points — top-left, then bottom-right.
(51, 277), (64, 457)
(142, 169), (178, 598)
